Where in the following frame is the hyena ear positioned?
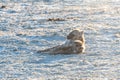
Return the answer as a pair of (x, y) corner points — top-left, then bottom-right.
(80, 31), (84, 35)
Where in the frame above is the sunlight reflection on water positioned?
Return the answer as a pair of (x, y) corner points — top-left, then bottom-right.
(0, 0), (120, 79)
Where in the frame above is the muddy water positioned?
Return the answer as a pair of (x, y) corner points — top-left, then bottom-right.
(0, 0), (120, 80)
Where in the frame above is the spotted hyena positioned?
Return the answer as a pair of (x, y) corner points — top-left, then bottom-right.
(38, 29), (85, 54)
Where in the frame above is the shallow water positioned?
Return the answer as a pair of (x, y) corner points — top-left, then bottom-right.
(0, 0), (120, 80)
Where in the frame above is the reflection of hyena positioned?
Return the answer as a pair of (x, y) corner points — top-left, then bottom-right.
(38, 29), (85, 54)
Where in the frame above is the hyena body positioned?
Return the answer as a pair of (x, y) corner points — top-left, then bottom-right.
(38, 29), (85, 54)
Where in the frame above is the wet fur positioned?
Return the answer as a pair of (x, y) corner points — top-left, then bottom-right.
(38, 29), (85, 54)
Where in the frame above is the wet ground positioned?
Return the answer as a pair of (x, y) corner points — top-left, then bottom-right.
(0, 0), (120, 80)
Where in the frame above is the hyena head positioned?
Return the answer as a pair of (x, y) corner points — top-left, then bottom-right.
(67, 29), (85, 42)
